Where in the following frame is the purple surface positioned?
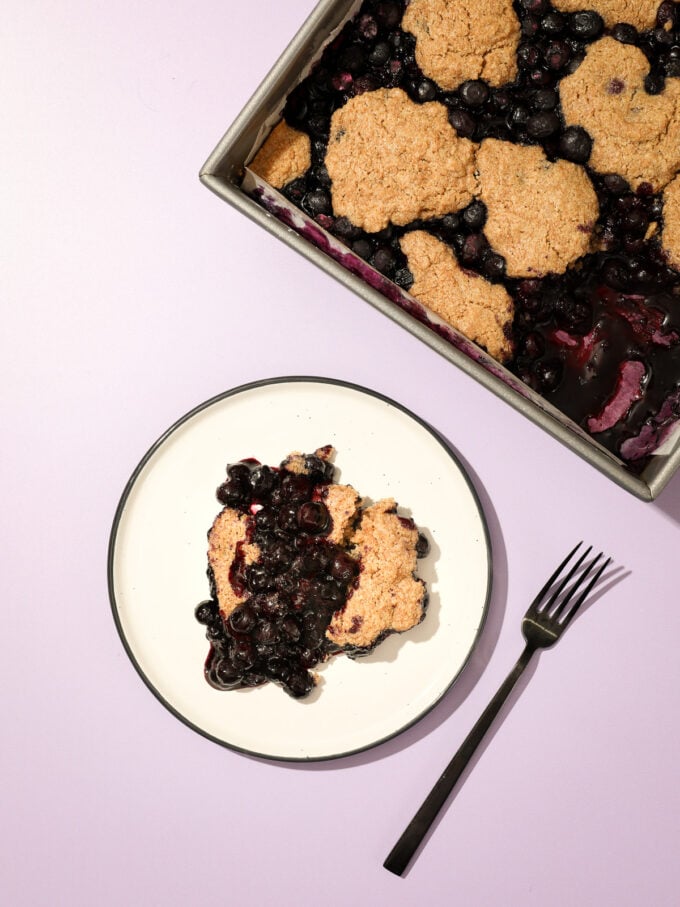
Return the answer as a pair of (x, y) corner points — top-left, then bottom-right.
(3, 2), (680, 904)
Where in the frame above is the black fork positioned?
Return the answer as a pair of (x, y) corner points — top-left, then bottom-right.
(384, 542), (611, 877)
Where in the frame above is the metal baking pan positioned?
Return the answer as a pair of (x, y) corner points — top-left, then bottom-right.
(199, 0), (680, 501)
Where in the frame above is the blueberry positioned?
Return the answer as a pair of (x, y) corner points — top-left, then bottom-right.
(227, 604), (256, 635)
(213, 658), (242, 689)
(460, 80), (489, 106)
(623, 208), (649, 236)
(352, 238), (373, 259)
(281, 616), (302, 642)
(448, 109), (476, 138)
(375, 1), (401, 28)
(558, 126), (592, 163)
(253, 619), (279, 647)
(540, 11), (565, 34)
(250, 464), (277, 499)
(416, 533), (430, 557)
(521, 0), (548, 13)
(368, 41), (391, 67)
(194, 600), (218, 625)
(518, 44), (541, 69)
(285, 669), (314, 698)
(568, 11), (603, 40)
(297, 501), (330, 533)
(246, 563), (273, 593)
(266, 657), (291, 683)
(216, 478), (248, 507)
(357, 13), (378, 39)
(532, 88), (558, 110)
(415, 79), (437, 102)
(276, 505), (299, 533)
(463, 200), (487, 229)
(610, 23), (637, 44)
(371, 246), (396, 275)
(483, 252), (506, 280)
(527, 111), (560, 138)
(330, 551), (358, 583)
(520, 332), (545, 359)
(603, 173), (629, 194)
(460, 233), (488, 263)
(281, 472), (312, 500)
(303, 189), (332, 217)
(394, 267), (414, 289)
(657, 1), (678, 28)
(645, 71), (666, 95)
(534, 359), (563, 393)
(231, 638), (256, 669)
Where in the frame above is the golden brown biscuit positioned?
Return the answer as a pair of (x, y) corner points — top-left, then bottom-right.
(402, 0), (520, 90)
(400, 231), (514, 361)
(476, 138), (598, 278)
(324, 88), (478, 232)
(559, 37), (680, 191)
(326, 499), (426, 650)
(249, 120), (311, 189)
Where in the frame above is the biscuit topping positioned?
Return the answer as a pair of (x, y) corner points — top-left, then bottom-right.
(402, 0), (520, 90)
(400, 230), (514, 361)
(324, 87), (478, 232)
(249, 121), (311, 189)
(476, 139), (598, 278)
(560, 37), (680, 191)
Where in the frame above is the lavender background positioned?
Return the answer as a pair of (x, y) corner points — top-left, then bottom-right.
(3, 1), (680, 904)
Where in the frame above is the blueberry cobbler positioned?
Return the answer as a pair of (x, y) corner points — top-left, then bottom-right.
(194, 446), (429, 698)
(246, 0), (680, 467)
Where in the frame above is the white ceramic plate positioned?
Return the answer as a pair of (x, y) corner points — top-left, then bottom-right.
(108, 378), (491, 761)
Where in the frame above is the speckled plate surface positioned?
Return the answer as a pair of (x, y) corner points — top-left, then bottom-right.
(108, 377), (491, 761)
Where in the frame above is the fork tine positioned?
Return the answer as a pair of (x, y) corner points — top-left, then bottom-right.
(560, 555), (611, 628)
(551, 550), (602, 619)
(528, 541), (583, 611)
(543, 544), (593, 613)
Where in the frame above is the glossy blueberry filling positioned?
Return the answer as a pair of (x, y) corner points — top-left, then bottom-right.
(260, 0), (680, 465)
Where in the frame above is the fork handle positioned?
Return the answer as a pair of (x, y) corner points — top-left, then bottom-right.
(384, 643), (536, 876)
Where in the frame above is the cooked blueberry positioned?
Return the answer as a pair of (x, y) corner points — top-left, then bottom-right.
(285, 669), (314, 698)
(194, 600), (218, 625)
(568, 11), (603, 40)
(483, 252), (506, 280)
(257, 591), (288, 619)
(352, 238), (373, 259)
(266, 657), (291, 683)
(371, 246), (396, 274)
(357, 13), (378, 39)
(463, 201), (487, 229)
(231, 638), (256, 669)
(251, 464), (277, 498)
(394, 267), (414, 288)
(558, 126), (592, 163)
(527, 111), (560, 138)
(460, 233), (488, 263)
(657, 0), (677, 28)
(227, 604), (256, 635)
(545, 39), (571, 70)
(303, 189), (332, 216)
(532, 88), (558, 110)
(540, 11), (565, 34)
(534, 359), (563, 393)
(227, 462), (252, 483)
(246, 563), (273, 592)
(281, 472), (312, 500)
(623, 208), (649, 236)
(253, 620), (279, 646)
(460, 80), (489, 106)
(521, 332), (545, 359)
(509, 104), (530, 129)
(213, 658), (242, 688)
(645, 70), (665, 95)
(448, 109), (476, 138)
(603, 173), (629, 194)
(520, 0), (548, 14)
(416, 533), (430, 557)
(216, 478), (248, 506)
(415, 79), (437, 102)
(518, 44), (541, 69)
(368, 41), (391, 67)
(610, 23), (637, 44)
(330, 551), (359, 583)
(297, 501), (330, 533)
(555, 297), (592, 333)
(281, 616), (302, 642)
